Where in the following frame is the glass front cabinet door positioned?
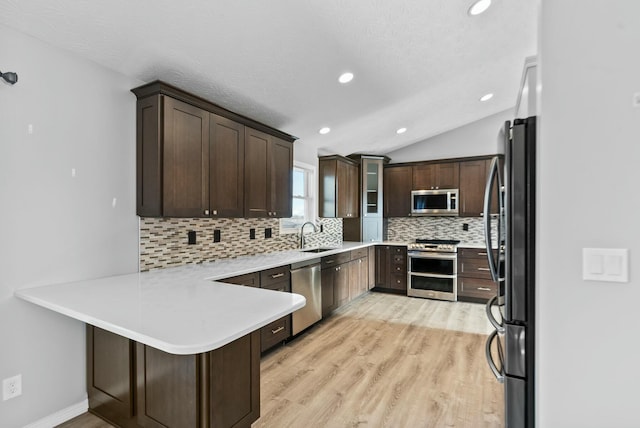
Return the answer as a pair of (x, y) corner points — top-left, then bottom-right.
(362, 157), (383, 217)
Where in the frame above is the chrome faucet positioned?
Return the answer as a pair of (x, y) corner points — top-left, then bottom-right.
(299, 221), (318, 249)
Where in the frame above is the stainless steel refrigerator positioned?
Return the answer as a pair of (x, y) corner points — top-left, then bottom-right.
(483, 116), (536, 428)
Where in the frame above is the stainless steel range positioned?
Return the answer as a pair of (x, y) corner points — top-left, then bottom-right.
(407, 239), (460, 301)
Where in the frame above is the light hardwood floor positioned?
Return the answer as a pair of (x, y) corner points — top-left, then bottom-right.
(58, 292), (503, 428)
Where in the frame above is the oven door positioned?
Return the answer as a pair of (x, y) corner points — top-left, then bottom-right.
(407, 252), (457, 301)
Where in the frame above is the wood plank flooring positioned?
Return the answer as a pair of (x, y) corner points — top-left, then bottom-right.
(57, 292), (503, 428)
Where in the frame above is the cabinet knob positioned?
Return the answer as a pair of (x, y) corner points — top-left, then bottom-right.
(204, 209), (210, 215)
(213, 210), (217, 215)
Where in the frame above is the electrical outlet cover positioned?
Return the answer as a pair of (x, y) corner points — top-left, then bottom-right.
(3, 374), (22, 401)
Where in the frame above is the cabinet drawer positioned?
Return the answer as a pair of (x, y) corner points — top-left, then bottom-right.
(350, 247), (369, 260)
(391, 246), (407, 255)
(321, 251), (351, 269)
(391, 263), (406, 274)
(389, 273), (407, 290)
(392, 255), (406, 264)
(261, 279), (290, 293)
(260, 315), (291, 352)
(221, 272), (260, 288)
(260, 266), (291, 288)
(458, 247), (496, 259)
(458, 278), (497, 300)
(458, 258), (493, 280)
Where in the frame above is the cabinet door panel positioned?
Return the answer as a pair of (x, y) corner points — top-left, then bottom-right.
(271, 138), (293, 217)
(436, 162), (460, 189)
(210, 331), (260, 428)
(368, 246), (376, 290)
(210, 115), (244, 217)
(136, 344), (198, 428)
(412, 164), (435, 190)
(87, 326), (134, 424)
(137, 96), (162, 216)
(375, 246), (390, 287)
(459, 160), (486, 217)
(321, 267), (336, 317)
(163, 96), (209, 217)
(384, 166), (412, 217)
(244, 128), (271, 217)
(335, 264), (350, 306)
(336, 161), (350, 218)
(347, 162), (359, 217)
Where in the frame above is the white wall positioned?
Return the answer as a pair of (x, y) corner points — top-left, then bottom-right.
(0, 25), (140, 427)
(537, 2), (640, 427)
(293, 139), (319, 166)
(384, 109), (513, 163)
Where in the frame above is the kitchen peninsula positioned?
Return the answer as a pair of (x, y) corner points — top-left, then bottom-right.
(15, 253), (315, 428)
(15, 243), (379, 428)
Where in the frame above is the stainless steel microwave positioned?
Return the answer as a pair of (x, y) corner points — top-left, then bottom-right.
(411, 189), (459, 216)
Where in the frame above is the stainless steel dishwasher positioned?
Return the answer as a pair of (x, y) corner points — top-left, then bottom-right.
(290, 258), (322, 335)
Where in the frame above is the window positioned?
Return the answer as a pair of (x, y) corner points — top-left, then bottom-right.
(280, 161), (316, 234)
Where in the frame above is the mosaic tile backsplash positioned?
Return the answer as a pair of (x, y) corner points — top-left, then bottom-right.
(140, 217), (342, 271)
(386, 216), (497, 245)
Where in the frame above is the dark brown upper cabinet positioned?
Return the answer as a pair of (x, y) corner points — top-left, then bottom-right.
(244, 129), (293, 218)
(383, 165), (412, 217)
(270, 137), (294, 218)
(132, 81), (296, 218)
(209, 115), (245, 218)
(142, 96), (210, 217)
(459, 159), (487, 217)
(459, 158), (501, 217)
(412, 161), (459, 190)
(319, 155), (359, 218)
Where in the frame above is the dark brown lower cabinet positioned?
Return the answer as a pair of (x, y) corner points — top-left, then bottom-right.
(87, 326), (260, 428)
(457, 247), (498, 303)
(87, 327), (135, 427)
(375, 245), (407, 292)
(220, 268), (292, 353)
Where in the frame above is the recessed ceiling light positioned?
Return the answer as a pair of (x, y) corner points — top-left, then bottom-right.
(396, 127), (407, 134)
(480, 93), (494, 102)
(468, 0), (491, 16)
(319, 127), (331, 135)
(338, 72), (354, 84)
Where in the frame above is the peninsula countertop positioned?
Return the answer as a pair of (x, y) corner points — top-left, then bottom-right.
(14, 241), (375, 355)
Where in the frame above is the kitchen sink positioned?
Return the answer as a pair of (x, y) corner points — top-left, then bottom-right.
(300, 248), (334, 253)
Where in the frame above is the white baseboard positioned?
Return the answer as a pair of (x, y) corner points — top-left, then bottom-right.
(23, 399), (88, 428)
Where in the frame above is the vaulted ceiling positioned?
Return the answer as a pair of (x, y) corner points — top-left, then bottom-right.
(0, 0), (537, 156)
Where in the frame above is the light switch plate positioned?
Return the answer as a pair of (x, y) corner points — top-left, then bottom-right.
(583, 248), (629, 282)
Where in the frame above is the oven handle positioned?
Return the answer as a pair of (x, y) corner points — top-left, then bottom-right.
(408, 272), (456, 279)
(407, 252), (457, 260)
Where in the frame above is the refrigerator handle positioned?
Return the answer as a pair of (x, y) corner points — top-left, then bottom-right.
(485, 329), (505, 383)
(483, 156), (500, 282)
(485, 294), (504, 333)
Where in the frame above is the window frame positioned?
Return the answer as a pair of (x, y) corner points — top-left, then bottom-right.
(280, 160), (317, 234)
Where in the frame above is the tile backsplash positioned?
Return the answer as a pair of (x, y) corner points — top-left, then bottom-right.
(386, 216), (496, 245)
(139, 217), (342, 271)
